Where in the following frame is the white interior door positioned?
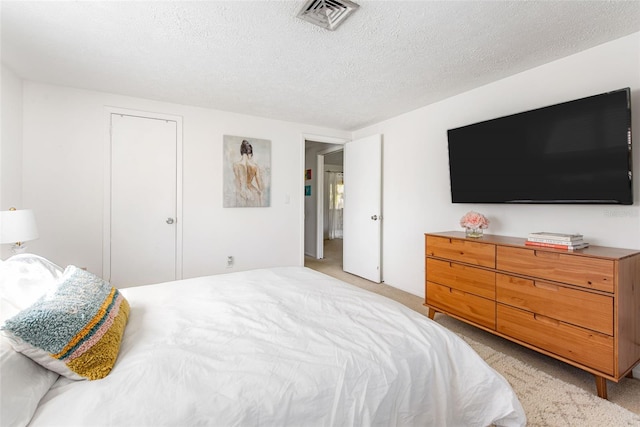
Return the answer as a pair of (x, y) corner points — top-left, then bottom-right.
(110, 114), (178, 287)
(343, 134), (382, 282)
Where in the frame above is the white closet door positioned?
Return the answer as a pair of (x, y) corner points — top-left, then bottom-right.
(110, 114), (177, 287)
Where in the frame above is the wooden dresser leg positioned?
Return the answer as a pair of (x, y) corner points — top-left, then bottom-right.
(626, 371), (634, 379)
(595, 375), (608, 400)
(427, 308), (436, 320)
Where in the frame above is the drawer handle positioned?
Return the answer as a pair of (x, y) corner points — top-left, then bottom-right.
(533, 281), (559, 292)
(449, 288), (465, 296)
(534, 250), (560, 259)
(534, 313), (560, 326)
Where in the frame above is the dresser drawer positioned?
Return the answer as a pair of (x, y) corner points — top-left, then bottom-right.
(427, 281), (495, 329)
(427, 258), (495, 299)
(496, 246), (614, 293)
(497, 304), (614, 375)
(496, 274), (613, 335)
(426, 235), (495, 268)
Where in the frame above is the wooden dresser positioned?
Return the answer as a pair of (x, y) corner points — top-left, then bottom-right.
(424, 231), (640, 399)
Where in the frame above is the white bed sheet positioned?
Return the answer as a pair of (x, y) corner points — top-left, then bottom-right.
(29, 267), (525, 426)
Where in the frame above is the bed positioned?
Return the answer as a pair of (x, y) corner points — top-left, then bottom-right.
(1, 254), (525, 426)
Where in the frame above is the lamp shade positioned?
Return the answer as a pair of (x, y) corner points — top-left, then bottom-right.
(0, 209), (39, 244)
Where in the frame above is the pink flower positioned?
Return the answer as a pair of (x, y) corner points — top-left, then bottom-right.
(460, 211), (489, 229)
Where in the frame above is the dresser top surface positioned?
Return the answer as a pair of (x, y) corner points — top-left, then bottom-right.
(426, 231), (640, 260)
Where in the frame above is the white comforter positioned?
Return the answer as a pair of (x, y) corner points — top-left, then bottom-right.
(29, 267), (525, 426)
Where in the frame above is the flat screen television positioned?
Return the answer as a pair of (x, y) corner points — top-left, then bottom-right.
(447, 88), (633, 204)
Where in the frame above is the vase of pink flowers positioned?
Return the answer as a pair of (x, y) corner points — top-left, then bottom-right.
(460, 211), (489, 238)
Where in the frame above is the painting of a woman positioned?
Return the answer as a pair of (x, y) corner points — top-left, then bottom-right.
(223, 136), (271, 207)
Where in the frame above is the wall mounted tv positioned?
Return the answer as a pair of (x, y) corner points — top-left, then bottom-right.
(447, 88), (632, 204)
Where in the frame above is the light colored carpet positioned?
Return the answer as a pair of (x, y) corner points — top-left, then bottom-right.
(305, 238), (640, 425)
(459, 333), (640, 426)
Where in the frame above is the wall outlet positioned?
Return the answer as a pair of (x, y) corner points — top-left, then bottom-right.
(226, 256), (234, 268)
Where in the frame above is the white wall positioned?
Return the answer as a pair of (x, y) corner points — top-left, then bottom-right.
(0, 65), (24, 260)
(353, 32), (640, 298)
(10, 33), (640, 294)
(20, 82), (349, 277)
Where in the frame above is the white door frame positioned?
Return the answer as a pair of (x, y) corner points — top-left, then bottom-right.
(103, 107), (184, 282)
(316, 146), (344, 259)
(300, 134), (349, 265)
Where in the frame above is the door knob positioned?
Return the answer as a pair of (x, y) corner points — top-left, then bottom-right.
(166, 218), (175, 224)
(371, 215), (378, 221)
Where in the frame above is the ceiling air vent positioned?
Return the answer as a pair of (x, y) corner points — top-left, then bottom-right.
(297, 0), (360, 31)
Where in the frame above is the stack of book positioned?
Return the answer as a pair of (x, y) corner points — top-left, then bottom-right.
(526, 232), (589, 250)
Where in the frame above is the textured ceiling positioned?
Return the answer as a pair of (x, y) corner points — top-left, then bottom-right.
(2, 1), (639, 131)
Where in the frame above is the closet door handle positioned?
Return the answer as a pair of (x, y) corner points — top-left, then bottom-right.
(166, 217), (175, 225)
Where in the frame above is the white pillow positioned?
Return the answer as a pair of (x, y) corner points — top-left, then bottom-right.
(0, 336), (59, 427)
(0, 254), (64, 323)
(0, 255), (63, 425)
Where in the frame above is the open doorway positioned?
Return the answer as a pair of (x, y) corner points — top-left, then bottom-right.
(319, 149), (344, 265)
(341, 134), (382, 283)
(303, 133), (383, 284)
(303, 139), (344, 273)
